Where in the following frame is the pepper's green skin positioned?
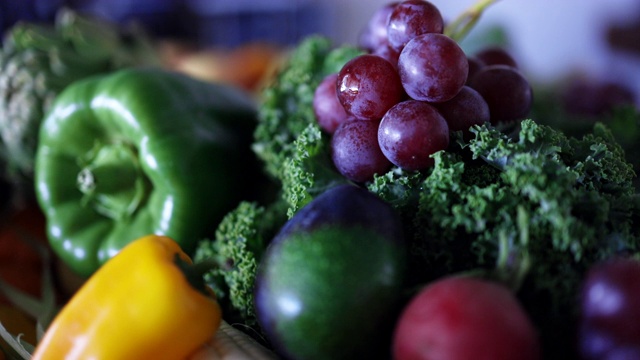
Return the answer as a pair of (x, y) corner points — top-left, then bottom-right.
(35, 68), (258, 277)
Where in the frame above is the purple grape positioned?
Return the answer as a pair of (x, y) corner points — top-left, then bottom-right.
(372, 44), (401, 70)
(434, 86), (490, 140)
(331, 118), (392, 183)
(474, 46), (518, 68)
(466, 56), (486, 84)
(378, 100), (449, 171)
(468, 65), (532, 123)
(398, 33), (468, 103)
(358, 2), (399, 52)
(313, 73), (349, 133)
(387, 0), (444, 52)
(579, 257), (640, 360)
(336, 54), (404, 120)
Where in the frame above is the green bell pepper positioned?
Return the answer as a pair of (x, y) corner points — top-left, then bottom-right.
(35, 67), (259, 277)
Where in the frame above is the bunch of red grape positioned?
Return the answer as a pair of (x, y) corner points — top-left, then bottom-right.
(313, 0), (533, 183)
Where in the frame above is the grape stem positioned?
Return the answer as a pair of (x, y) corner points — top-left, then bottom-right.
(444, 0), (501, 43)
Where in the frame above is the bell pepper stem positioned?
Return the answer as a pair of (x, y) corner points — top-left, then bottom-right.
(77, 141), (150, 220)
(174, 256), (220, 297)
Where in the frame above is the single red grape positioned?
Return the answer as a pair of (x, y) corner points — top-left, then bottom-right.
(331, 118), (392, 183)
(313, 73), (349, 133)
(398, 33), (468, 103)
(336, 54), (405, 120)
(387, 0), (444, 52)
(372, 44), (401, 70)
(378, 100), (449, 171)
(466, 56), (486, 84)
(468, 65), (532, 123)
(434, 86), (490, 140)
(358, 2), (399, 52)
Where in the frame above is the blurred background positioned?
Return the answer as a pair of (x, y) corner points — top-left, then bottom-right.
(1, 0), (639, 94)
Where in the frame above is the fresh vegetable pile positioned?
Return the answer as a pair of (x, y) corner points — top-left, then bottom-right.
(194, 1), (640, 359)
(0, 0), (639, 359)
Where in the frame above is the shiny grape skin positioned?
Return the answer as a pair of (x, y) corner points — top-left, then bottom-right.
(378, 100), (449, 171)
(313, 73), (349, 133)
(331, 118), (392, 183)
(358, 2), (399, 52)
(336, 54), (405, 120)
(433, 86), (490, 140)
(398, 33), (469, 103)
(387, 0), (444, 52)
(468, 65), (533, 123)
(579, 257), (640, 360)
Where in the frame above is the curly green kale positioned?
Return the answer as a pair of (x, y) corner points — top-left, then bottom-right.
(531, 84), (640, 190)
(194, 200), (288, 327)
(368, 120), (640, 358)
(280, 123), (352, 217)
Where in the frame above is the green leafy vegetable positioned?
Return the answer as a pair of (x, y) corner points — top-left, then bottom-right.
(194, 201), (287, 327)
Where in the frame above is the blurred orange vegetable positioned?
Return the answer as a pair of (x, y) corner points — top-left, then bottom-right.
(165, 41), (286, 93)
(31, 235), (222, 360)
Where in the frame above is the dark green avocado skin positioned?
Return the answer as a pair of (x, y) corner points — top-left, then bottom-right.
(254, 185), (407, 360)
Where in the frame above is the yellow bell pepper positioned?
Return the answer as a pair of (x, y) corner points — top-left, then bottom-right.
(31, 235), (222, 360)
